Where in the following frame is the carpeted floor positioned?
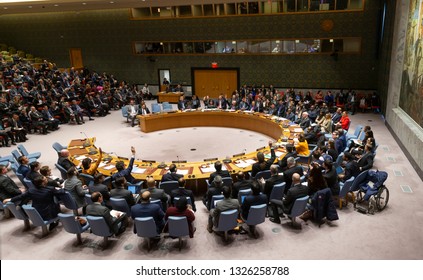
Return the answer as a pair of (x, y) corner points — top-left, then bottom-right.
(1, 101), (422, 260)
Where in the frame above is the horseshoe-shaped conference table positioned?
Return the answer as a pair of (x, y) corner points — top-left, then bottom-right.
(68, 110), (302, 194)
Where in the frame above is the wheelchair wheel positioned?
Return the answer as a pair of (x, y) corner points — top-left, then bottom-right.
(376, 186), (389, 211)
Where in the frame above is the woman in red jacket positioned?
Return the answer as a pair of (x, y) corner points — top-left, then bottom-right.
(338, 111), (351, 131)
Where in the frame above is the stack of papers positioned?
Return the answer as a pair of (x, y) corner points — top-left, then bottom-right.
(132, 167), (147, 174)
(176, 170), (189, 175)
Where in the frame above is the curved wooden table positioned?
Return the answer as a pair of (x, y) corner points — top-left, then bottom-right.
(69, 111), (301, 195)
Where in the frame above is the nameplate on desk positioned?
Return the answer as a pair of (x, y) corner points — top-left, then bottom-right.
(142, 160), (156, 163)
(118, 157), (129, 160)
(172, 160), (187, 163)
(204, 158), (218, 162)
(233, 152), (245, 157)
(256, 146), (266, 151)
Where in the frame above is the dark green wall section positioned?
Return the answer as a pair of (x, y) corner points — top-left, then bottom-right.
(0, 1), (381, 89)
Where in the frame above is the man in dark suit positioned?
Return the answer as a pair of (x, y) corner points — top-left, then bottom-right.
(177, 95), (186, 110)
(57, 149), (77, 171)
(331, 107), (342, 124)
(283, 157), (304, 193)
(357, 144), (374, 172)
(231, 172), (253, 200)
(340, 152), (360, 182)
(16, 155), (30, 177)
(131, 191), (165, 234)
(208, 161), (230, 185)
(110, 177), (136, 206)
(86, 191), (127, 235)
(9, 176), (64, 230)
(323, 158), (339, 195)
(112, 146), (141, 184)
(241, 181), (267, 220)
(263, 164), (285, 199)
(251, 141), (276, 178)
(89, 173), (110, 203)
(279, 143), (297, 171)
(208, 185), (240, 233)
(139, 103), (151, 115)
(170, 177), (196, 212)
(161, 163), (183, 182)
(297, 112), (311, 130)
(141, 177), (169, 211)
(26, 161), (42, 182)
(203, 175), (224, 211)
(0, 164), (22, 201)
(269, 173), (308, 223)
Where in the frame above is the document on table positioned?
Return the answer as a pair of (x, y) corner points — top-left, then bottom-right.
(234, 160), (251, 168)
(176, 170), (189, 175)
(131, 167), (147, 174)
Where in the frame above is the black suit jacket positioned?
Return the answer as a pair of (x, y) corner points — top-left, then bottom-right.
(283, 165), (304, 192)
(323, 168), (339, 195)
(241, 193), (267, 219)
(161, 172), (183, 182)
(110, 187), (135, 206)
(279, 151), (297, 171)
(208, 170), (231, 184)
(11, 186), (64, 220)
(131, 202), (165, 234)
(141, 187), (169, 210)
(263, 175), (285, 199)
(57, 156), (76, 171)
(203, 186), (222, 210)
(170, 187), (196, 211)
(0, 175), (22, 201)
(86, 202), (119, 234)
(231, 179), (253, 199)
(283, 183), (309, 214)
(358, 152), (374, 171)
(251, 148), (276, 178)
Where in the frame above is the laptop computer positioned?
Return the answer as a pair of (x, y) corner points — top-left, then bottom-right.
(128, 185), (137, 194)
(336, 166), (344, 174)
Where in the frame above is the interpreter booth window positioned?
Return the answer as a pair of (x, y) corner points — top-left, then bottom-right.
(183, 43), (194, 53)
(194, 42), (205, 53)
(134, 43), (145, 54)
(248, 41), (261, 53)
(271, 41), (281, 53)
(204, 42), (215, 54)
(237, 41), (248, 54)
(259, 41), (271, 53)
(343, 38), (361, 53)
(281, 40), (296, 54)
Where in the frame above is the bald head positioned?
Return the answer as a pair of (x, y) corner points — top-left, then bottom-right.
(60, 149), (70, 157)
(141, 191), (151, 202)
(147, 177), (156, 188)
(292, 173), (301, 185)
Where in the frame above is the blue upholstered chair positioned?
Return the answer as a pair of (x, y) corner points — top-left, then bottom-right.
(338, 176), (355, 209)
(158, 181), (179, 196)
(58, 213), (90, 244)
(237, 188), (251, 205)
(22, 204), (59, 237)
(244, 204), (267, 238)
(134, 217), (158, 251)
(17, 144), (41, 160)
(55, 163), (68, 180)
(86, 215), (114, 247)
(168, 216), (190, 251)
(57, 191), (79, 215)
(216, 209), (238, 241)
(109, 197), (131, 216)
(210, 194), (224, 210)
(52, 142), (67, 154)
(5, 202), (30, 230)
(287, 196), (309, 229)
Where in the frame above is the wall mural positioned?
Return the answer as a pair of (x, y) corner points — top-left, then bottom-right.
(400, 0), (423, 126)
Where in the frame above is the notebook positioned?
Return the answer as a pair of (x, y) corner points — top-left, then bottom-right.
(336, 166), (344, 174)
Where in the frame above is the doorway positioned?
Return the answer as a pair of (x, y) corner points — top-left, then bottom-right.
(158, 69), (171, 92)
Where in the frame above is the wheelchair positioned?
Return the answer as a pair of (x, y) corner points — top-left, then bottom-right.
(354, 170), (389, 214)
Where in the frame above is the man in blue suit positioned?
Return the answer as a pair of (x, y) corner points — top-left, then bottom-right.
(131, 191), (165, 235)
(112, 146), (141, 184)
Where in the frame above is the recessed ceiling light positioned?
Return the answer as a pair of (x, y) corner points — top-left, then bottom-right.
(54, 4), (58, 7)
(3, 7), (7, 9)
(28, 5), (32, 8)
(82, 2), (86, 5)
(110, 1), (114, 3)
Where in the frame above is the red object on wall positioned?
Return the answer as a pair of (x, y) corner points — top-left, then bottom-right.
(211, 62), (218, 68)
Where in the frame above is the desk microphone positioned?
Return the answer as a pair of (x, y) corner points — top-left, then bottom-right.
(80, 132), (90, 147)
